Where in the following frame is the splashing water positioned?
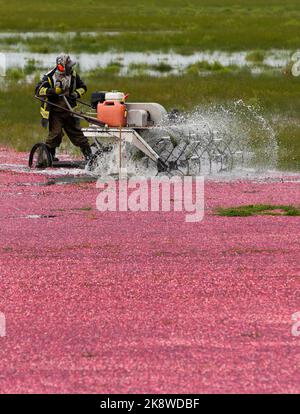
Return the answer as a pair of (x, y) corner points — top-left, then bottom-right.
(89, 100), (277, 178)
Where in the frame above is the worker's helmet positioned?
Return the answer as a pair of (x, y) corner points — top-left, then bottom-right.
(56, 54), (76, 75)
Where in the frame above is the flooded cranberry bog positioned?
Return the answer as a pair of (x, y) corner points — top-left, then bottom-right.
(0, 148), (299, 393)
(1, 0), (300, 398)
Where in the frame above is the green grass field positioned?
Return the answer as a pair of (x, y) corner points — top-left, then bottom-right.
(1, 0), (300, 52)
(216, 204), (300, 216)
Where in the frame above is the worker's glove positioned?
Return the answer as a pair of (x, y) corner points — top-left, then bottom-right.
(54, 80), (63, 95)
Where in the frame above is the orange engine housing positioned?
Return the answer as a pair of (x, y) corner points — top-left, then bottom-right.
(97, 100), (127, 127)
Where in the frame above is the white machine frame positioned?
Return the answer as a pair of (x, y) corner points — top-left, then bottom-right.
(81, 101), (168, 171)
(82, 126), (160, 164)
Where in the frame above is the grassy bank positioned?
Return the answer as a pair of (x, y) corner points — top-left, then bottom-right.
(1, 1), (300, 52)
(0, 71), (300, 170)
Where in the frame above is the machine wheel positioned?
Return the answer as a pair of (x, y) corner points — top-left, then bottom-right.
(28, 143), (53, 169)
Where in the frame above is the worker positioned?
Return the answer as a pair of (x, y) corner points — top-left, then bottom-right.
(35, 53), (92, 161)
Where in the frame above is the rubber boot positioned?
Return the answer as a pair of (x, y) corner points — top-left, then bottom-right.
(48, 146), (59, 162)
(80, 145), (92, 162)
